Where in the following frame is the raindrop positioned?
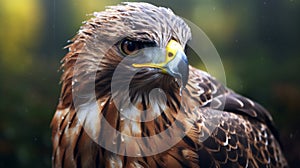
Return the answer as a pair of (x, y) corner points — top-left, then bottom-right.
(112, 139), (116, 145)
(100, 102), (105, 107)
(179, 87), (183, 96)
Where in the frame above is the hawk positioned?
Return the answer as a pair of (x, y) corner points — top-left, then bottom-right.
(51, 2), (288, 168)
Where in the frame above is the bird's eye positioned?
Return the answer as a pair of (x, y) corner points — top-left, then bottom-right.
(120, 39), (141, 56)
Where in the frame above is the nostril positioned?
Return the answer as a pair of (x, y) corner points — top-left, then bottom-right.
(168, 52), (174, 57)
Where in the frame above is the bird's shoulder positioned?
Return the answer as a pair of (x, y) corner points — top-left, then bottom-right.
(185, 66), (279, 141)
(181, 66), (288, 167)
(186, 67), (273, 130)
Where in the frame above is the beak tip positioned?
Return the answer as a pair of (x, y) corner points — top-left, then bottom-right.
(166, 50), (189, 89)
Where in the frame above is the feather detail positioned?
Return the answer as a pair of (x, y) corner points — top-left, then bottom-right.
(51, 2), (288, 168)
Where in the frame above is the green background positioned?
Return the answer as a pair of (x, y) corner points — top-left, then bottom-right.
(0, 0), (299, 167)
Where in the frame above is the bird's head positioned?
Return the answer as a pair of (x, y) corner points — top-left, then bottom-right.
(61, 2), (191, 106)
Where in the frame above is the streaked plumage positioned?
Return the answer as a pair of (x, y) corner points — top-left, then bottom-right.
(51, 2), (288, 167)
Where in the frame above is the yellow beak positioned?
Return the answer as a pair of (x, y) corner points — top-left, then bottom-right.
(131, 39), (189, 88)
(132, 40), (184, 73)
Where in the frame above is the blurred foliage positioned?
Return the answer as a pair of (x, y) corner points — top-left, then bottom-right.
(0, 0), (43, 73)
(0, 0), (299, 167)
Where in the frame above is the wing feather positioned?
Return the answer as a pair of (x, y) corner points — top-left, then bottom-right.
(183, 66), (288, 167)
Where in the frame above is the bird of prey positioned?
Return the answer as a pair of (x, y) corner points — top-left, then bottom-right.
(51, 2), (288, 168)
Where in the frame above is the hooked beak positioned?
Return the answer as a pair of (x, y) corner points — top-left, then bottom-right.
(132, 40), (189, 88)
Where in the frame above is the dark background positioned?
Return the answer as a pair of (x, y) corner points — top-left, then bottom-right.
(0, 0), (299, 167)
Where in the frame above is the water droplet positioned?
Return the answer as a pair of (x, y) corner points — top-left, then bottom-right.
(100, 102), (105, 107)
(179, 87), (183, 96)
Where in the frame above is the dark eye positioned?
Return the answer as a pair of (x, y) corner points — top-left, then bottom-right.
(120, 39), (141, 55)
